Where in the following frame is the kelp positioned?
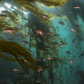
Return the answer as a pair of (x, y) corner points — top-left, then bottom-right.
(0, 40), (41, 75)
(38, 0), (68, 8)
(8, 12), (20, 24)
(0, 18), (11, 32)
(12, 0), (52, 25)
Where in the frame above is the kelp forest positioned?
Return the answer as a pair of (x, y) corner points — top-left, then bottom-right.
(0, 0), (84, 84)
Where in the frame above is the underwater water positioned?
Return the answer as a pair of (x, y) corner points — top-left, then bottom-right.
(0, 0), (84, 84)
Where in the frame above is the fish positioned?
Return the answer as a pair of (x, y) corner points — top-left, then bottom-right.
(70, 28), (78, 33)
(17, 73), (25, 75)
(56, 14), (62, 17)
(75, 25), (81, 27)
(26, 35), (31, 37)
(79, 53), (84, 57)
(42, 15), (50, 18)
(8, 70), (11, 73)
(70, 60), (74, 63)
(35, 29), (43, 36)
(70, 67), (73, 69)
(17, 35), (24, 37)
(22, 41), (29, 44)
(66, 51), (71, 54)
(3, 28), (19, 35)
(36, 80), (43, 82)
(50, 44), (56, 47)
(0, 14), (8, 18)
(45, 57), (53, 60)
(66, 79), (68, 82)
(40, 50), (45, 53)
(53, 42), (59, 45)
(60, 43), (66, 46)
(46, 32), (52, 34)
(8, 38), (13, 40)
(37, 68), (44, 72)
(22, 18), (28, 20)
(60, 41), (65, 44)
(58, 21), (64, 25)
(3, 60), (6, 63)
(24, 74), (31, 77)
(55, 67), (59, 69)
(12, 68), (22, 71)
(72, 38), (77, 43)
(69, 12), (74, 13)
(72, 5), (81, 9)
(53, 34), (60, 37)
(1, 11), (10, 14)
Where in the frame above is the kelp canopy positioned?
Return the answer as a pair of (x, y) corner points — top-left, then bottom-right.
(12, 0), (68, 25)
(0, 40), (41, 75)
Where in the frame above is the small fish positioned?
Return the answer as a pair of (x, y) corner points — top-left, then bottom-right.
(66, 51), (71, 54)
(22, 41), (29, 44)
(53, 42), (59, 45)
(17, 73), (25, 75)
(3, 60), (6, 63)
(72, 38), (77, 43)
(60, 43), (66, 46)
(55, 67), (59, 69)
(70, 28), (77, 33)
(56, 14), (62, 17)
(3, 28), (19, 35)
(24, 74), (31, 77)
(42, 15), (50, 18)
(22, 18), (28, 20)
(53, 34), (60, 37)
(70, 60), (74, 63)
(40, 50), (45, 53)
(11, 56), (14, 57)
(35, 29), (43, 36)
(69, 12), (74, 13)
(70, 67), (73, 69)
(75, 25), (81, 27)
(36, 80), (43, 82)
(70, 71), (73, 73)
(46, 32), (52, 34)
(60, 41), (65, 44)
(1, 11), (10, 14)
(8, 38), (13, 40)
(17, 35), (24, 37)
(45, 57), (53, 60)
(12, 68), (22, 71)
(58, 21), (64, 25)
(8, 70), (11, 73)
(50, 44), (56, 47)
(72, 5), (81, 9)
(0, 14), (8, 18)
(37, 68), (44, 72)
(79, 53), (84, 57)
(66, 79), (68, 82)
(26, 35), (31, 37)
(28, 32), (33, 34)
(6, 68), (9, 70)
